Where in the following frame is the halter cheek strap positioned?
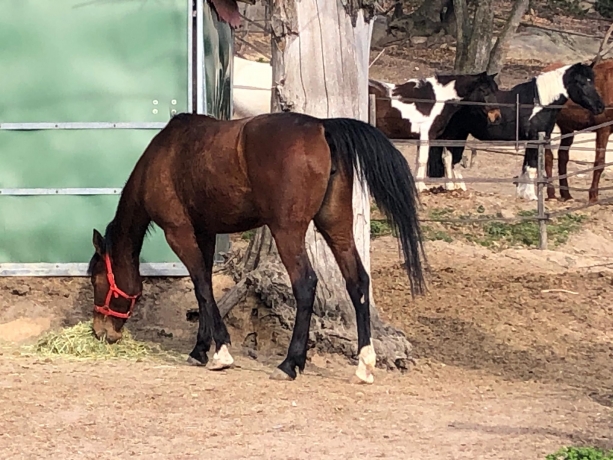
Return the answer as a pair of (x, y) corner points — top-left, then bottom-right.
(93, 254), (141, 319)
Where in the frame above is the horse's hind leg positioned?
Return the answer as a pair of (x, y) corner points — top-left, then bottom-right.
(163, 225), (233, 369)
(314, 179), (376, 384)
(268, 225), (317, 381)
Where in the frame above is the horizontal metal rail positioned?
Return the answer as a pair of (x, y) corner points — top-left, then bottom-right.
(0, 122), (168, 130)
(0, 188), (121, 196)
(0, 263), (189, 277)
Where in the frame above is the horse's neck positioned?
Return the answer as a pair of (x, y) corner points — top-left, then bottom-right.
(108, 194), (151, 271)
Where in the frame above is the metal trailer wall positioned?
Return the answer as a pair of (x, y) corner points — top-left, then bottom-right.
(0, 0), (233, 276)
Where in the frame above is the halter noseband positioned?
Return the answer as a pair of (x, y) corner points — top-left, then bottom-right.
(93, 254), (141, 319)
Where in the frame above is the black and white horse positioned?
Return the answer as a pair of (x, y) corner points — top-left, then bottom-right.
(369, 72), (501, 192)
(426, 62), (605, 200)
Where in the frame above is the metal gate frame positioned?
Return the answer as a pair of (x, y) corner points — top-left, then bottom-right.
(0, 0), (231, 277)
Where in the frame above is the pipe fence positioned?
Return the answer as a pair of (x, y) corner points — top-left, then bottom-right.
(367, 94), (613, 250)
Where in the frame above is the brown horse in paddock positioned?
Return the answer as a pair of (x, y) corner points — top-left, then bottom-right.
(543, 24), (613, 203)
(87, 111), (426, 384)
(542, 59), (613, 202)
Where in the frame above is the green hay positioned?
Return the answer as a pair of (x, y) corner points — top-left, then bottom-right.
(30, 321), (176, 361)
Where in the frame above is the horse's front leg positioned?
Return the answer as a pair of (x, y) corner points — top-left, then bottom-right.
(164, 225), (233, 370)
(516, 147), (539, 201)
(414, 133), (430, 193)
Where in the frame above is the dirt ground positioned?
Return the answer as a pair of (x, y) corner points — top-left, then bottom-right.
(2, 15), (613, 460)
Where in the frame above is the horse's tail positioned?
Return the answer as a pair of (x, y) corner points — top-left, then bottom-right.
(322, 117), (427, 297)
(427, 146), (446, 178)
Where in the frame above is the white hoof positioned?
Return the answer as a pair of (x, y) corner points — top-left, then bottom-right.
(352, 341), (376, 384)
(208, 344), (234, 371)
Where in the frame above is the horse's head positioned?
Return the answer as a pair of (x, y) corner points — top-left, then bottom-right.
(88, 229), (142, 343)
(565, 62), (605, 115)
(464, 72), (502, 125)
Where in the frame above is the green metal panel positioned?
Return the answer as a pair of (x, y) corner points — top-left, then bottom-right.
(0, 0), (189, 265)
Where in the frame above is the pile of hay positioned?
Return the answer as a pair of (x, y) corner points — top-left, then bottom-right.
(32, 321), (167, 360)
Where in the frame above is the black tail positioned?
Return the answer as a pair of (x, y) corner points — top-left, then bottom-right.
(322, 117), (427, 296)
(427, 146), (446, 178)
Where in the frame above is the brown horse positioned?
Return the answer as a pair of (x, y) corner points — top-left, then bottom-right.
(88, 111), (426, 384)
(543, 25), (613, 203)
(542, 59), (613, 202)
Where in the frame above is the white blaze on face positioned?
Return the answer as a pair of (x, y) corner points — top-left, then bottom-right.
(530, 65), (571, 120)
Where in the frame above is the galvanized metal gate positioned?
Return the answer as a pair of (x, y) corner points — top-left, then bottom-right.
(0, 0), (232, 276)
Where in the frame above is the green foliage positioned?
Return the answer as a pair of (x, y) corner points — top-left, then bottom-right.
(368, 203), (587, 249)
(546, 0), (589, 16)
(595, 0), (613, 18)
(241, 229), (256, 241)
(370, 219), (393, 238)
(546, 446), (613, 460)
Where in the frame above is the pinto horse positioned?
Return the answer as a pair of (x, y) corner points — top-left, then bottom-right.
(542, 59), (613, 203)
(88, 111), (426, 384)
(368, 72), (501, 192)
(426, 62), (605, 200)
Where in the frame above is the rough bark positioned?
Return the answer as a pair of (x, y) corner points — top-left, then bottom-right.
(486, 0), (530, 74)
(203, 0), (414, 370)
(454, 0), (530, 74)
(454, 0), (494, 73)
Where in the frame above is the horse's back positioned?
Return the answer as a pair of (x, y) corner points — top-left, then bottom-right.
(241, 112), (332, 226)
(141, 112), (332, 233)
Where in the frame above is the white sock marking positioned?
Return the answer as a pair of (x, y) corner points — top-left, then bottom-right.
(355, 340), (376, 384)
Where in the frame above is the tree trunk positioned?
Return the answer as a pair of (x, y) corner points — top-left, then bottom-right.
(207, 0), (414, 371)
(486, 0), (530, 74)
(454, 0), (494, 73)
(454, 0), (530, 74)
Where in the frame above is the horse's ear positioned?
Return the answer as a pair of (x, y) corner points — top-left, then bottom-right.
(589, 60), (596, 68)
(489, 72), (499, 79)
(93, 229), (105, 255)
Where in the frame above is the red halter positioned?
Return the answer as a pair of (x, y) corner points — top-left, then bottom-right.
(93, 254), (141, 319)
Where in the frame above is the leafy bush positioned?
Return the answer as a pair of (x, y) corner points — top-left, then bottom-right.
(546, 446), (613, 460)
(596, 0), (613, 18)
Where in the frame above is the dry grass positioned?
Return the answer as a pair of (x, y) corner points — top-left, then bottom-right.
(29, 321), (179, 361)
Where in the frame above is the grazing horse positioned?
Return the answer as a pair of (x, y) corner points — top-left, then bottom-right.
(368, 72), (502, 192)
(542, 59), (613, 203)
(87, 111), (426, 384)
(426, 62), (605, 200)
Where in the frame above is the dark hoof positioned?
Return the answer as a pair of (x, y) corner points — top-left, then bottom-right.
(269, 368), (295, 381)
(186, 356), (207, 366)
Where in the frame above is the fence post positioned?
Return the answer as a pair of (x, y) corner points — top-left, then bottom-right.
(515, 94), (520, 152)
(369, 93), (377, 127)
(537, 131), (548, 250)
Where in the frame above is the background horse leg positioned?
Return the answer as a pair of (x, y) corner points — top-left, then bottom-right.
(314, 179), (375, 384)
(442, 148), (455, 191)
(589, 127), (611, 203)
(414, 134), (430, 193)
(557, 131), (575, 201)
(164, 225), (233, 369)
(269, 225), (317, 381)
(451, 146), (467, 191)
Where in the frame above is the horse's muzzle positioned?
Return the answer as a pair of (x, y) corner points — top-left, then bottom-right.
(487, 109), (502, 125)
